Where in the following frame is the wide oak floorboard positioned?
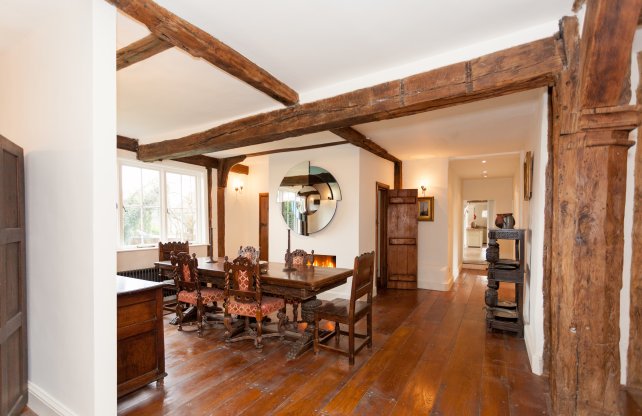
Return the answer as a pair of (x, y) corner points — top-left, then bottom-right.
(117, 270), (553, 415)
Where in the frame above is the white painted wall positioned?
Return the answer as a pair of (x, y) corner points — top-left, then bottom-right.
(268, 144), (361, 299)
(521, 90), (549, 375)
(358, 150), (395, 297)
(403, 158), (451, 290)
(224, 156), (270, 257)
(0, 1), (116, 414)
(448, 167), (463, 281)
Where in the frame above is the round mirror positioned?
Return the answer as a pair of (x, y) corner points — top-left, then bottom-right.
(277, 161), (341, 235)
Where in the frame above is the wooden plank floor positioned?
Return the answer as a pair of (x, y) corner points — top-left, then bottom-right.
(118, 269), (550, 415)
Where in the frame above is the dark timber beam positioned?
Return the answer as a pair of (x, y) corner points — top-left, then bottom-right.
(549, 1), (642, 413)
(108, 1), (399, 164)
(116, 135), (249, 174)
(217, 156), (246, 257)
(137, 36), (563, 162)
(244, 141), (347, 157)
(106, 0), (299, 106)
(330, 127), (400, 163)
(117, 34), (173, 70)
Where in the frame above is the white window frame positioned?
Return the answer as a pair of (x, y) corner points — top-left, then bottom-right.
(117, 158), (207, 249)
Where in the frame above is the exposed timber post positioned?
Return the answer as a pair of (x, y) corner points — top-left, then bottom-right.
(216, 156), (246, 257)
(549, 1), (642, 413)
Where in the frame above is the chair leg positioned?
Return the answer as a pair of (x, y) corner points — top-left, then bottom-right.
(196, 300), (203, 337)
(278, 307), (286, 339)
(335, 322), (341, 345)
(367, 310), (373, 349)
(176, 301), (184, 331)
(255, 315), (263, 349)
(349, 323), (355, 365)
(224, 314), (233, 340)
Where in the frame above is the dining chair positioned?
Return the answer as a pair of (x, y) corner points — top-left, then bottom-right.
(223, 255), (286, 349)
(285, 249), (315, 324)
(238, 245), (260, 263)
(158, 241), (189, 313)
(313, 251), (374, 365)
(171, 251), (224, 337)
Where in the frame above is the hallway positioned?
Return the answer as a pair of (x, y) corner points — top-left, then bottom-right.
(117, 269), (557, 415)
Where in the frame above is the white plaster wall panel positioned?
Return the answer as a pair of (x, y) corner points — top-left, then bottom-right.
(268, 146), (361, 299)
(0, 1), (117, 413)
(402, 158), (451, 290)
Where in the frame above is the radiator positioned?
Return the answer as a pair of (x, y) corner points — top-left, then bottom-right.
(117, 267), (174, 298)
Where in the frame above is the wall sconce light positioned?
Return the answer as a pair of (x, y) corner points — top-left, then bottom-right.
(420, 185), (426, 196)
(234, 180), (243, 194)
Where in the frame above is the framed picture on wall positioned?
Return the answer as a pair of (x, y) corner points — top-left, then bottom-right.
(418, 196), (434, 221)
(524, 151), (533, 201)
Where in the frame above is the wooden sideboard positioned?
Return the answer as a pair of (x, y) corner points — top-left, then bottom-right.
(116, 276), (167, 398)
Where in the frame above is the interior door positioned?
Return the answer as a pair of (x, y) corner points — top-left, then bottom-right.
(0, 135), (27, 415)
(258, 193), (269, 261)
(387, 189), (418, 289)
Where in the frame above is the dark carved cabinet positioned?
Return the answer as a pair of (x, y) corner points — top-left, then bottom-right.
(117, 276), (167, 398)
(484, 229), (525, 337)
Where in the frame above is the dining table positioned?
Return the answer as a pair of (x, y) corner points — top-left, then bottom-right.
(155, 257), (353, 359)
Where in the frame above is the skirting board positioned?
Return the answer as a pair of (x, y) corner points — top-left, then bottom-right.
(524, 325), (543, 375)
(28, 381), (77, 416)
(419, 277), (453, 291)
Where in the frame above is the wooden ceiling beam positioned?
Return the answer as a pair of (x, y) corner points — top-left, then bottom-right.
(117, 34), (173, 71)
(330, 127), (400, 163)
(244, 141), (347, 158)
(109, 1), (400, 163)
(137, 36), (563, 162)
(116, 135), (249, 174)
(106, 0), (299, 106)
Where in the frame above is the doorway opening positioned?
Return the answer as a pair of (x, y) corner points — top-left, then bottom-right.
(463, 200), (491, 267)
(375, 182), (389, 289)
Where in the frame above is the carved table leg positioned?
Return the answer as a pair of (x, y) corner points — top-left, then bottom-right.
(286, 297), (322, 360)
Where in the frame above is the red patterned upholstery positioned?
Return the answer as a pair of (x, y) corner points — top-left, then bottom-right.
(178, 287), (223, 305)
(227, 296), (285, 317)
(237, 270), (250, 291)
(182, 264), (192, 282)
(292, 256), (305, 266)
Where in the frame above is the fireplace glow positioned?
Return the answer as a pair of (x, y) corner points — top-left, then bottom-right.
(313, 254), (336, 268)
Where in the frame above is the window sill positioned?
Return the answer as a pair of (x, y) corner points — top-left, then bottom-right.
(117, 243), (209, 253)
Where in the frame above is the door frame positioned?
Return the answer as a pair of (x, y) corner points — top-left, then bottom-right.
(375, 182), (389, 289)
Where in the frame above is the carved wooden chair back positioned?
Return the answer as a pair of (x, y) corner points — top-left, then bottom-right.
(159, 241), (189, 261)
(238, 245), (260, 264)
(290, 249), (315, 267)
(224, 255), (262, 305)
(350, 251), (375, 312)
(170, 252), (201, 294)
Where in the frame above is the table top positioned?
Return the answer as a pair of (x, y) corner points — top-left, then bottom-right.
(155, 257), (353, 292)
(116, 275), (166, 295)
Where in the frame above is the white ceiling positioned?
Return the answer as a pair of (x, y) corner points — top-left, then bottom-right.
(114, 1), (571, 158)
(0, 1), (572, 160)
(450, 153), (521, 180)
(0, 1), (54, 52)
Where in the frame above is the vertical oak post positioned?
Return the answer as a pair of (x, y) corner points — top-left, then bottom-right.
(206, 167), (213, 258)
(216, 156), (246, 258)
(550, 1), (641, 413)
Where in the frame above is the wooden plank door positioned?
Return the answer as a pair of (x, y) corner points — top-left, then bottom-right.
(0, 135), (27, 415)
(387, 189), (418, 289)
(258, 193), (269, 261)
